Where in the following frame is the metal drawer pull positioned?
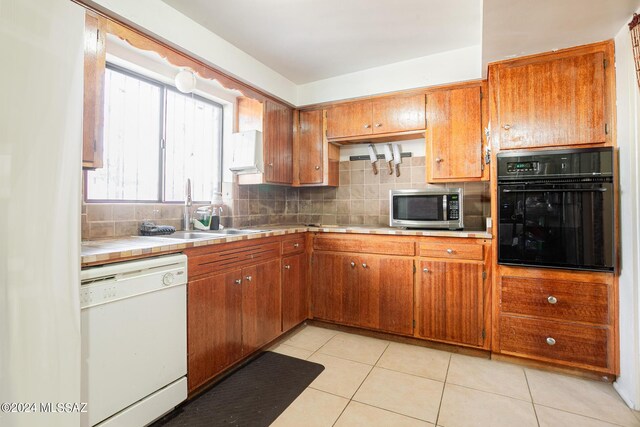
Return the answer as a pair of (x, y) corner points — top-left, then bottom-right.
(423, 268), (429, 273)
(547, 295), (558, 304)
(546, 337), (556, 346)
(293, 243), (300, 248)
(446, 248), (455, 254)
(363, 124), (371, 129)
(375, 123), (382, 127)
(245, 275), (252, 282)
(435, 158), (443, 163)
(503, 124), (511, 130)
(284, 265), (291, 270)
(314, 165), (320, 170)
(234, 279), (242, 285)
(362, 263), (368, 268)
(350, 261), (356, 268)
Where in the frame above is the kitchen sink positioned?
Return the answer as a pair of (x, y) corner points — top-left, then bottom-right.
(154, 231), (222, 240)
(212, 229), (268, 235)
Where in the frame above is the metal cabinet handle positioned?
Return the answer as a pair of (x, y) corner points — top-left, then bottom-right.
(234, 279), (242, 285)
(547, 295), (558, 304)
(363, 124), (371, 129)
(446, 248), (455, 254)
(423, 268), (429, 273)
(350, 261), (356, 268)
(245, 275), (252, 282)
(546, 337), (556, 346)
(293, 243), (300, 248)
(503, 124), (511, 130)
(362, 263), (368, 268)
(374, 123), (382, 127)
(314, 165), (320, 170)
(268, 163), (273, 167)
(435, 158), (443, 163)
(284, 265), (291, 270)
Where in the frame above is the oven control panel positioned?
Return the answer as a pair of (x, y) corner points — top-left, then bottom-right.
(506, 161), (539, 173)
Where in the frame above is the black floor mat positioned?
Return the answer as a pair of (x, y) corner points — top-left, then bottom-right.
(151, 351), (325, 427)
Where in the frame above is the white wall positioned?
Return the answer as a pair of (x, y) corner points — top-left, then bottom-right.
(296, 45), (482, 106)
(613, 11), (640, 410)
(88, 0), (298, 105)
(0, 1), (84, 426)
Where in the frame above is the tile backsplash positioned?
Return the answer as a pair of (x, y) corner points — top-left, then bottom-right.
(82, 156), (490, 239)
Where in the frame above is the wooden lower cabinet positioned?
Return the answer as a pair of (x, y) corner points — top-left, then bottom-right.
(416, 260), (485, 347)
(187, 270), (243, 392)
(282, 252), (308, 331)
(312, 252), (414, 335)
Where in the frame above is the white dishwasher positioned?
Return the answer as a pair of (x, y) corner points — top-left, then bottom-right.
(80, 254), (188, 427)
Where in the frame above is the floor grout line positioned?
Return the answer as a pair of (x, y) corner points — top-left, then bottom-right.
(533, 402), (630, 427)
(523, 369), (541, 427)
(434, 354), (452, 426)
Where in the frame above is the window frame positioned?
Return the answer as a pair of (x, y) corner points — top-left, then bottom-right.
(84, 62), (224, 204)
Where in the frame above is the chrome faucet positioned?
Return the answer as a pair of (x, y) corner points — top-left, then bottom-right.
(184, 178), (192, 231)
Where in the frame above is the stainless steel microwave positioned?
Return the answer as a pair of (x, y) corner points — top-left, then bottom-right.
(389, 188), (463, 230)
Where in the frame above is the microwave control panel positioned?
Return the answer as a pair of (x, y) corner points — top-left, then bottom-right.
(447, 195), (459, 220)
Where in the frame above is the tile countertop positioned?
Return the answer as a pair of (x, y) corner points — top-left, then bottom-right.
(81, 225), (492, 267)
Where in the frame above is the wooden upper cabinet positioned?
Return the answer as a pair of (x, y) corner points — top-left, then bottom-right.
(426, 85), (484, 182)
(295, 110), (340, 187)
(325, 94), (426, 141)
(326, 102), (373, 139)
(371, 94), (425, 134)
(491, 43), (612, 150)
(82, 12), (106, 169)
(264, 100), (293, 184)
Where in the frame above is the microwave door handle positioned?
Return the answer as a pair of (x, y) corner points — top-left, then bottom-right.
(442, 195), (447, 220)
(502, 188), (607, 193)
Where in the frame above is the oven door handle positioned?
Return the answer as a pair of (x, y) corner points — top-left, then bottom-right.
(501, 188), (607, 193)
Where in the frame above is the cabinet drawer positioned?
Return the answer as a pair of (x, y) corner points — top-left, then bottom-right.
(313, 236), (414, 256)
(282, 235), (305, 255)
(499, 316), (610, 369)
(501, 276), (609, 325)
(418, 242), (483, 260)
(188, 242), (280, 277)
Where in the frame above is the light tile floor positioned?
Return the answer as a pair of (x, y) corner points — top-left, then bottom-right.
(269, 325), (640, 427)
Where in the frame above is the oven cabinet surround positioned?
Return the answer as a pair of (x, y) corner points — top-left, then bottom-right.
(184, 234), (308, 394)
(325, 93), (426, 142)
(293, 109), (340, 187)
(310, 233), (492, 349)
(493, 266), (618, 375)
(236, 97), (294, 185)
(82, 11), (106, 169)
(425, 81), (489, 183)
(488, 40), (615, 151)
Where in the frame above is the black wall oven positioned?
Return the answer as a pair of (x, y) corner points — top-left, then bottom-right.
(497, 148), (614, 272)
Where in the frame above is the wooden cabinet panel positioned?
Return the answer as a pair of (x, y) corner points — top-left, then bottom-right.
(313, 235), (415, 256)
(187, 270), (243, 392)
(375, 257), (414, 335)
(417, 242), (483, 261)
(241, 259), (282, 355)
(340, 256), (362, 326)
(311, 253), (345, 322)
(426, 86), (482, 181)
(282, 235), (305, 256)
(416, 260), (484, 347)
(501, 276), (609, 325)
(298, 110), (324, 184)
(187, 241), (280, 279)
(500, 316), (610, 369)
(495, 51), (606, 150)
(264, 100), (293, 184)
(282, 253), (308, 331)
(82, 12), (106, 169)
(326, 102), (373, 139)
(371, 94), (425, 134)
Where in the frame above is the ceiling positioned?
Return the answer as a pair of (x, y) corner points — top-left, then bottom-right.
(482, 0), (640, 69)
(160, 0), (482, 84)
(161, 0), (640, 85)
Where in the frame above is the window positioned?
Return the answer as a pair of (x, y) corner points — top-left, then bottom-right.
(86, 64), (223, 202)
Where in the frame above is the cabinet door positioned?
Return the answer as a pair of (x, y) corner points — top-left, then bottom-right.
(187, 270), (243, 392)
(326, 102), (373, 139)
(298, 110), (324, 184)
(341, 255), (363, 327)
(241, 259), (282, 354)
(282, 253), (308, 331)
(443, 262), (484, 346)
(427, 86), (482, 181)
(415, 261), (446, 340)
(372, 94), (425, 134)
(497, 51), (606, 149)
(264, 100), (293, 184)
(311, 252), (346, 322)
(82, 12), (106, 169)
(375, 257), (414, 335)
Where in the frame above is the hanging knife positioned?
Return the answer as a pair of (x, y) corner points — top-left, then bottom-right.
(383, 144), (394, 174)
(367, 144), (379, 175)
(392, 143), (402, 177)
